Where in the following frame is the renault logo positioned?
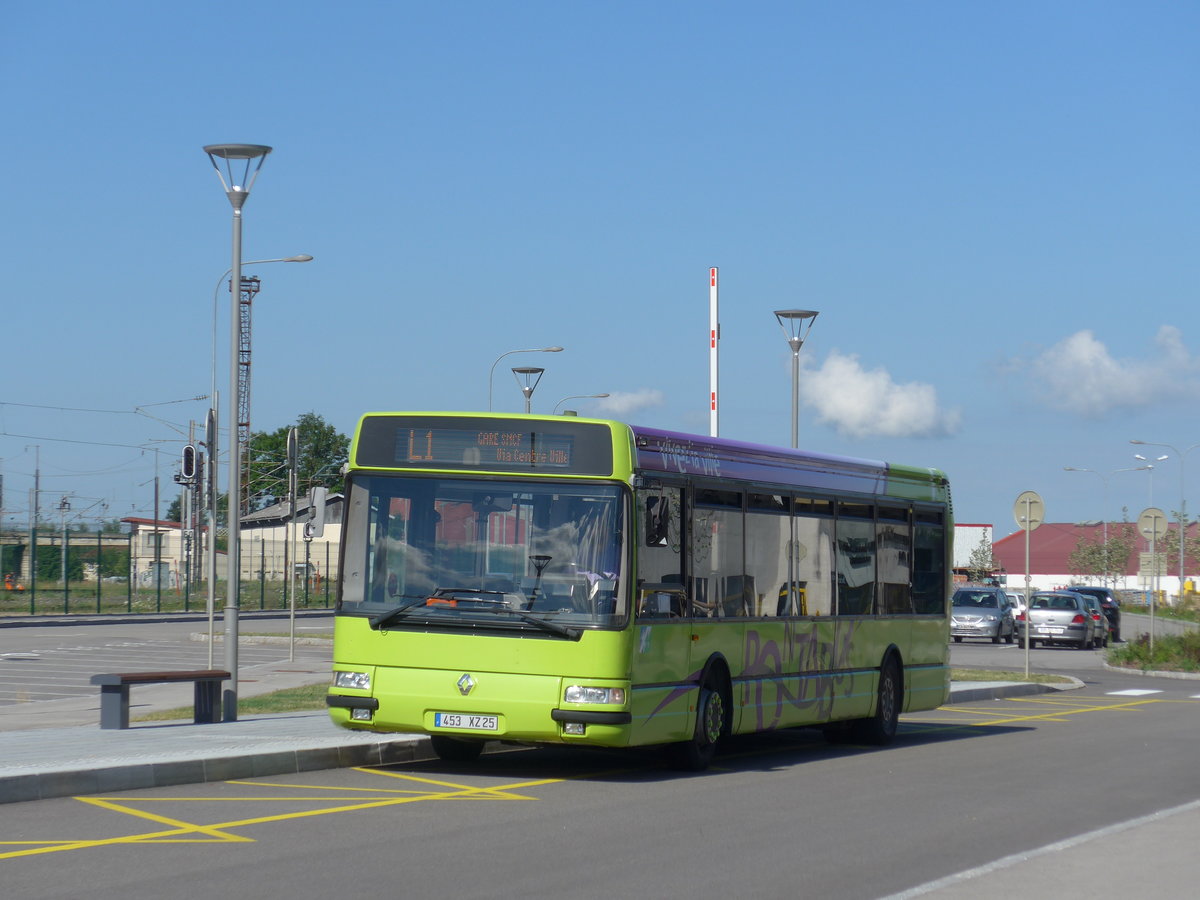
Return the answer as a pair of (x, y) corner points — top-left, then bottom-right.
(457, 674), (476, 696)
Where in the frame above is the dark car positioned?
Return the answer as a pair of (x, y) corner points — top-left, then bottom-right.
(951, 586), (1017, 644)
(1066, 585), (1122, 642)
(1078, 592), (1110, 648)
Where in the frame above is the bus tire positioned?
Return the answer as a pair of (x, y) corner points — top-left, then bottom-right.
(850, 654), (901, 746)
(670, 669), (729, 772)
(430, 735), (485, 762)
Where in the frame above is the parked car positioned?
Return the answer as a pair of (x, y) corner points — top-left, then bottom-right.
(1017, 590), (1097, 650)
(1077, 592), (1110, 648)
(1006, 591), (1026, 614)
(1066, 585), (1122, 642)
(951, 586), (1017, 644)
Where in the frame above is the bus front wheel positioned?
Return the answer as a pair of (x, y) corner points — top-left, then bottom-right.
(430, 735), (485, 762)
(670, 673), (728, 772)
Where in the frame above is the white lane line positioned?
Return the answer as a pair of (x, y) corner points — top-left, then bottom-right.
(878, 798), (1200, 899)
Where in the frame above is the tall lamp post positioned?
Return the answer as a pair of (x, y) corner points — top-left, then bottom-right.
(553, 393), (609, 415)
(204, 142), (272, 722)
(488, 347), (562, 411)
(1134, 454), (1169, 505)
(1131, 439), (1200, 600)
(58, 496), (70, 600)
(512, 367), (545, 413)
(773, 309), (819, 449)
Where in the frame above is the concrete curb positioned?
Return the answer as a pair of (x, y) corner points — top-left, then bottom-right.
(1102, 662), (1200, 681)
(0, 733), (432, 805)
(944, 679), (1076, 703)
(0, 678), (1068, 805)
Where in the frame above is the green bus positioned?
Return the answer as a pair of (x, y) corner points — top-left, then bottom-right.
(326, 412), (952, 769)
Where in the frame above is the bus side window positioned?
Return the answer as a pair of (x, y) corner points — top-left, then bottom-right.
(637, 487), (683, 595)
(638, 589), (683, 618)
(645, 496), (670, 546)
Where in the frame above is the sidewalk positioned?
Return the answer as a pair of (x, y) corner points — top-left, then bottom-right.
(0, 676), (1059, 805)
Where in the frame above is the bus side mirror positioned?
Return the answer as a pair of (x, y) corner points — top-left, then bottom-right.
(308, 486), (328, 538)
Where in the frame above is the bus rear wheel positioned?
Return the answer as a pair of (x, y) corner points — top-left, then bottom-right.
(430, 735), (485, 762)
(850, 655), (901, 746)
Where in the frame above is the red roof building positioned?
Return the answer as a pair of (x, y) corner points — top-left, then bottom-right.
(992, 521), (1198, 598)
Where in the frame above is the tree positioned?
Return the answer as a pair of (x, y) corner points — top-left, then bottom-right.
(966, 535), (996, 582)
(1067, 522), (1137, 586)
(246, 411), (349, 510)
(1154, 520), (1200, 580)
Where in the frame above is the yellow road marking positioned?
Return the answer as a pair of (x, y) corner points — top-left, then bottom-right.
(0, 695), (1178, 862)
(0, 774), (562, 861)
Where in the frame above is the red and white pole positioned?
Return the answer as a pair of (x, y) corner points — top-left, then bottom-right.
(709, 266), (719, 437)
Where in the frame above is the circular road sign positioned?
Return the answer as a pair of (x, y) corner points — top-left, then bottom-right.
(1138, 507), (1168, 541)
(1013, 490), (1044, 532)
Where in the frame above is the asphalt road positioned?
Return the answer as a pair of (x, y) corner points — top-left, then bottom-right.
(2, 616), (1198, 899)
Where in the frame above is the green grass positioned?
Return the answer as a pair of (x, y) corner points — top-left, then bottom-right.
(1107, 631), (1200, 673)
(133, 683), (328, 722)
(951, 667), (1072, 685)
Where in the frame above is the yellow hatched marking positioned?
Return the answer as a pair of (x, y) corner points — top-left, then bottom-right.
(76, 797), (253, 843)
(0, 773), (562, 861)
(943, 696), (1163, 728)
(352, 767), (552, 801)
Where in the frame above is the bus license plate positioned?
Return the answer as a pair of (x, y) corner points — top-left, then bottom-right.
(434, 713), (498, 731)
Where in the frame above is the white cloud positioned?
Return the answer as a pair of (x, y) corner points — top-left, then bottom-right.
(801, 351), (961, 438)
(595, 388), (665, 417)
(1019, 326), (1200, 418)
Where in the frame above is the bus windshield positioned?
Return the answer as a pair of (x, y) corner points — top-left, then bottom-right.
(340, 474), (628, 631)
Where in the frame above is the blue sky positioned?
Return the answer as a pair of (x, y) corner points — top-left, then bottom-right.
(1, 1), (1197, 539)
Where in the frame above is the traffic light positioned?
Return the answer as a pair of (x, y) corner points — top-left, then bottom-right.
(181, 444), (197, 480)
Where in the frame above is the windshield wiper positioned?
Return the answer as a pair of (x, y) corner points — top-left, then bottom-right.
(371, 589), (582, 640)
(502, 609), (582, 640)
(369, 596), (435, 630)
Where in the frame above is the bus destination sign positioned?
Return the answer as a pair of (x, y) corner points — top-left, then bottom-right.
(354, 416), (615, 476)
(398, 427), (574, 469)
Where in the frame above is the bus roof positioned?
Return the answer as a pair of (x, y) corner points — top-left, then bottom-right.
(631, 425), (948, 503)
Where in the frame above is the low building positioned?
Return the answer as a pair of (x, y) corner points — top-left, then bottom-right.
(239, 493), (343, 584)
(992, 521), (1197, 602)
(122, 493), (343, 587)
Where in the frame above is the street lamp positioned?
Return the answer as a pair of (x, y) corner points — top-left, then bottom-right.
(553, 393), (609, 415)
(488, 347), (563, 411)
(773, 309), (819, 449)
(204, 142), (272, 722)
(1134, 454), (1169, 505)
(58, 496), (70, 594)
(1131, 439), (1200, 600)
(512, 367), (545, 413)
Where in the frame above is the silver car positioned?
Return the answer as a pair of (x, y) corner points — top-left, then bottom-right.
(1078, 592), (1110, 648)
(951, 587), (1016, 644)
(1018, 591), (1097, 650)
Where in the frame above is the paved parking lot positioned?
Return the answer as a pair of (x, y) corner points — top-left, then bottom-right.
(0, 614), (333, 729)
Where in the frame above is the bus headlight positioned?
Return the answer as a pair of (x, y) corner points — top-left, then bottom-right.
(564, 686), (626, 705)
(334, 671), (371, 691)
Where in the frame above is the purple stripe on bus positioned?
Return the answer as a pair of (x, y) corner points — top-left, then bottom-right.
(630, 425), (889, 493)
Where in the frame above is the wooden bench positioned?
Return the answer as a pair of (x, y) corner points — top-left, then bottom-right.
(90, 670), (231, 729)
